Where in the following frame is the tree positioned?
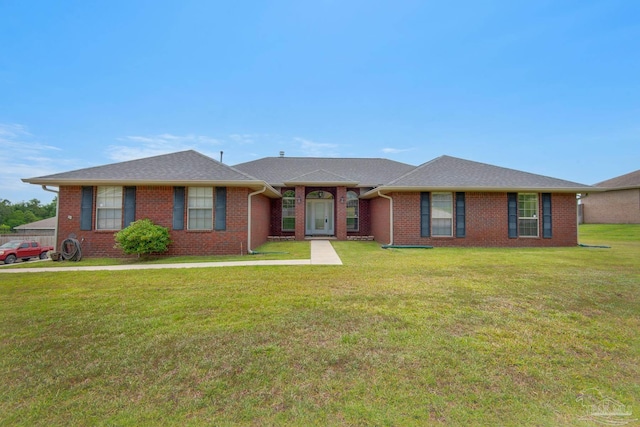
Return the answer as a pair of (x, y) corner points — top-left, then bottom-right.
(0, 197), (57, 232)
(114, 219), (172, 258)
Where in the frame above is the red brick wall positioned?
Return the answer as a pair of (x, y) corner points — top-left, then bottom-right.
(56, 185), (259, 258)
(374, 192), (578, 247)
(371, 196), (391, 244)
(250, 192), (270, 251)
(582, 189), (640, 224)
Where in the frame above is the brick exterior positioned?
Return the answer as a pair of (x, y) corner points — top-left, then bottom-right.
(56, 186), (580, 258)
(269, 186), (372, 239)
(56, 185), (268, 258)
(373, 192), (578, 247)
(371, 196), (391, 244)
(581, 189), (640, 224)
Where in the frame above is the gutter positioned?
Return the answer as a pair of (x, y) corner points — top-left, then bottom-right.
(377, 191), (393, 246)
(41, 185), (59, 251)
(247, 186), (267, 254)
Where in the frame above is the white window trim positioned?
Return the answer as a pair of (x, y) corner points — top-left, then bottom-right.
(518, 193), (539, 237)
(431, 192), (453, 237)
(346, 190), (359, 232)
(187, 187), (214, 230)
(282, 190), (296, 231)
(96, 186), (123, 230)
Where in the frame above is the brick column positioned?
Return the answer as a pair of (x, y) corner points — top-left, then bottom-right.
(335, 186), (347, 240)
(295, 186), (306, 240)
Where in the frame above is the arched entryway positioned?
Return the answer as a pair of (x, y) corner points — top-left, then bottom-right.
(305, 191), (334, 235)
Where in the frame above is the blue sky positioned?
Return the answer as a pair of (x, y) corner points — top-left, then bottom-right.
(1, 0), (639, 203)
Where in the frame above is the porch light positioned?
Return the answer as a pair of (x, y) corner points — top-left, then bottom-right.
(340, 196), (345, 203)
(297, 196), (302, 204)
(318, 191), (324, 198)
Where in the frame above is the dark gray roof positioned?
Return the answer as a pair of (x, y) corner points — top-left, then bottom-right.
(22, 151), (594, 198)
(367, 155), (592, 194)
(284, 169), (358, 186)
(594, 169), (640, 189)
(23, 150), (280, 196)
(233, 157), (415, 187)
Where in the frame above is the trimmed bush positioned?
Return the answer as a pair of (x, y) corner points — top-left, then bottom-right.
(114, 218), (171, 257)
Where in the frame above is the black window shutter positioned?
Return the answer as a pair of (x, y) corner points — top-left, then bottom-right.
(542, 193), (552, 238)
(456, 192), (466, 238)
(173, 187), (185, 230)
(508, 192), (518, 238)
(215, 187), (227, 231)
(80, 186), (93, 230)
(123, 187), (136, 228)
(420, 192), (430, 237)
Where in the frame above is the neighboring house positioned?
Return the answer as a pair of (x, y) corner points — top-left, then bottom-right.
(13, 217), (57, 236)
(580, 169), (640, 224)
(22, 150), (592, 258)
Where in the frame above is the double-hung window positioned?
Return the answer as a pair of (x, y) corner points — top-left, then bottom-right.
(346, 191), (359, 231)
(282, 190), (296, 231)
(431, 192), (453, 236)
(188, 187), (213, 230)
(518, 193), (539, 237)
(96, 186), (122, 230)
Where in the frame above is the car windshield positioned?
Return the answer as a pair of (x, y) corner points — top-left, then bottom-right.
(0, 241), (21, 249)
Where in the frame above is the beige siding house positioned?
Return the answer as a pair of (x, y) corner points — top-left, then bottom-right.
(581, 169), (640, 224)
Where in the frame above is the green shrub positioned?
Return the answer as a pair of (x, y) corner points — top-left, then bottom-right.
(114, 219), (172, 257)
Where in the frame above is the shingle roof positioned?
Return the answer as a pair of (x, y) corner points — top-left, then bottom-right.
(233, 157), (415, 187)
(13, 217), (57, 230)
(284, 169), (358, 186)
(594, 169), (640, 189)
(23, 150), (281, 196)
(22, 151), (594, 198)
(366, 155), (591, 194)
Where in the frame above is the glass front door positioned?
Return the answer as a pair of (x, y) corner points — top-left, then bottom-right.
(306, 199), (334, 235)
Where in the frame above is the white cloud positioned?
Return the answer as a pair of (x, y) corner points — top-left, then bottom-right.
(229, 134), (256, 145)
(0, 123), (65, 203)
(108, 133), (221, 161)
(382, 147), (414, 154)
(294, 137), (340, 157)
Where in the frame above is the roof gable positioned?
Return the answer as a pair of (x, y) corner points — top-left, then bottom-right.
(594, 169), (640, 189)
(22, 150), (281, 197)
(233, 157), (415, 187)
(25, 150), (257, 183)
(374, 155), (591, 193)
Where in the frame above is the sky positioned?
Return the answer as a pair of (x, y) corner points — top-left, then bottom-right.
(1, 0), (639, 204)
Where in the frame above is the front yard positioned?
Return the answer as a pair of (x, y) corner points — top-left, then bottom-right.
(1, 225), (638, 425)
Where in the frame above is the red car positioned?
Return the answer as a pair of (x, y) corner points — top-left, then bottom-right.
(0, 240), (54, 264)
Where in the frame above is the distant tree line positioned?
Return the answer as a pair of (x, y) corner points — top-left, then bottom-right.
(0, 198), (57, 233)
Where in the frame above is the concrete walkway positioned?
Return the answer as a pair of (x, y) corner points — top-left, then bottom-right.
(0, 240), (342, 273)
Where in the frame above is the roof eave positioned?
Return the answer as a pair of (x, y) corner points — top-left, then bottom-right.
(22, 178), (282, 198)
(595, 185), (640, 191)
(361, 186), (598, 198)
(283, 180), (360, 187)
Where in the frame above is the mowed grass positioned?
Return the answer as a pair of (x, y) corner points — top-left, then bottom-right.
(1, 240), (310, 269)
(1, 226), (638, 426)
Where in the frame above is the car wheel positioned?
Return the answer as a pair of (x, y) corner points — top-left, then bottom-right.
(4, 254), (16, 264)
(40, 252), (48, 260)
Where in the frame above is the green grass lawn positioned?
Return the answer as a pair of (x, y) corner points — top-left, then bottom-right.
(1, 225), (639, 426)
(0, 240), (311, 269)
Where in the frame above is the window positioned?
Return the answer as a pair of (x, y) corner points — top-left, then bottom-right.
(96, 186), (122, 230)
(188, 187), (213, 230)
(432, 192), (453, 236)
(518, 193), (539, 237)
(282, 190), (296, 231)
(346, 191), (359, 231)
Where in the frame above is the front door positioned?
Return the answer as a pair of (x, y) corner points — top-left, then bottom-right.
(306, 199), (334, 235)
